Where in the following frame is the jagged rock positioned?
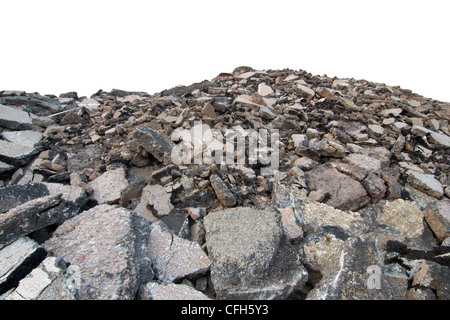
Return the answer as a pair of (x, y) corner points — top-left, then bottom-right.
(209, 173), (236, 208)
(119, 177), (147, 206)
(43, 204), (153, 300)
(135, 184), (174, 221)
(159, 209), (190, 239)
(88, 167), (129, 204)
(0, 139), (39, 167)
(424, 200), (450, 242)
(410, 260), (450, 300)
(305, 164), (371, 211)
(134, 126), (175, 163)
(1, 66), (449, 301)
(296, 199), (368, 235)
(2, 130), (43, 148)
(4, 256), (78, 300)
(0, 237), (47, 296)
(138, 281), (210, 300)
(300, 226), (351, 272)
(343, 153), (382, 172)
(407, 172), (444, 199)
(0, 183), (50, 214)
(0, 104), (33, 130)
(204, 206), (308, 299)
(375, 199), (425, 239)
(307, 236), (408, 300)
(0, 183), (87, 249)
(148, 221), (210, 283)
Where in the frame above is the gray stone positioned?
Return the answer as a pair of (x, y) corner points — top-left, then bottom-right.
(89, 167), (129, 204)
(343, 153), (382, 172)
(204, 206), (308, 299)
(43, 204), (153, 300)
(410, 260), (450, 300)
(134, 126), (175, 163)
(0, 139), (39, 167)
(305, 164), (370, 211)
(307, 236), (408, 300)
(4, 256), (78, 300)
(407, 172), (444, 199)
(361, 172), (387, 202)
(0, 104), (33, 130)
(77, 98), (100, 111)
(376, 199), (425, 239)
(411, 125), (450, 148)
(2, 130), (43, 148)
(159, 209), (190, 239)
(0, 183), (87, 249)
(0, 183), (50, 214)
(295, 84), (315, 100)
(424, 200), (450, 242)
(0, 161), (14, 176)
(135, 184), (174, 221)
(148, 221), (210, 283)
(0, 237), (46, 295)
(308, 138), (348, 158)
(139, 282), (210, 300)
(209, 174), (236, 207)
(259, 106), (276, 120)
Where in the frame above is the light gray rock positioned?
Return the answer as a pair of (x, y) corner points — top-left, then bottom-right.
(0, 237), (46, 295)
(411, 125), (450, 148)
(134, 126), (175, 163)
(407, 172), (444, 199)
(89, 167), (129, 204)
(204, 206), (308, 299)
(305, 164), (370, 211)
(424, 200), (450, 242)
(135, 184), (174, 221)
(0, 104), (33, 130)
(148, 221), (210, 283)
(307, 236), (408, 300)
(43, 204), (153, 300)
(4, 256), (78, 300)
(343, 153), (382, 172)
(2, 130), (43, 148)
(0, 139), (39, 167)
(209, 174), (236, 207)
(139, 282), (210, 300)
(295, 83), (315, 100)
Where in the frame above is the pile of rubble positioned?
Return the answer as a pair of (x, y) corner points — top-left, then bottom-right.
(0, 66), (449, 300)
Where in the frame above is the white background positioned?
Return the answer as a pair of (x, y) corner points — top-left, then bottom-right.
(1, 0), (449, 102)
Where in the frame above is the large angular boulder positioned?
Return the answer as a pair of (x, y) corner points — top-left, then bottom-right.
(134, 126), (175, 163)
(147, 221), (210, 283)
(305, 164), (370, 211)
(43, 204), (153, 300)
(0, 104), (33, 130)
(0, 183), (87, 249)
(307, 236), (408, 300)
(88, 167), (129, 204)
(204, 206), (308, 299)
(0, 237), (47, 295)
(4, 256), (78, 300)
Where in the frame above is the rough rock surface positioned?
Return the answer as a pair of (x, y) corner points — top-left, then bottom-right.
(204, 207), (308, 299)
(0, 66), (449, 300)
(43, 204), (152, 300)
